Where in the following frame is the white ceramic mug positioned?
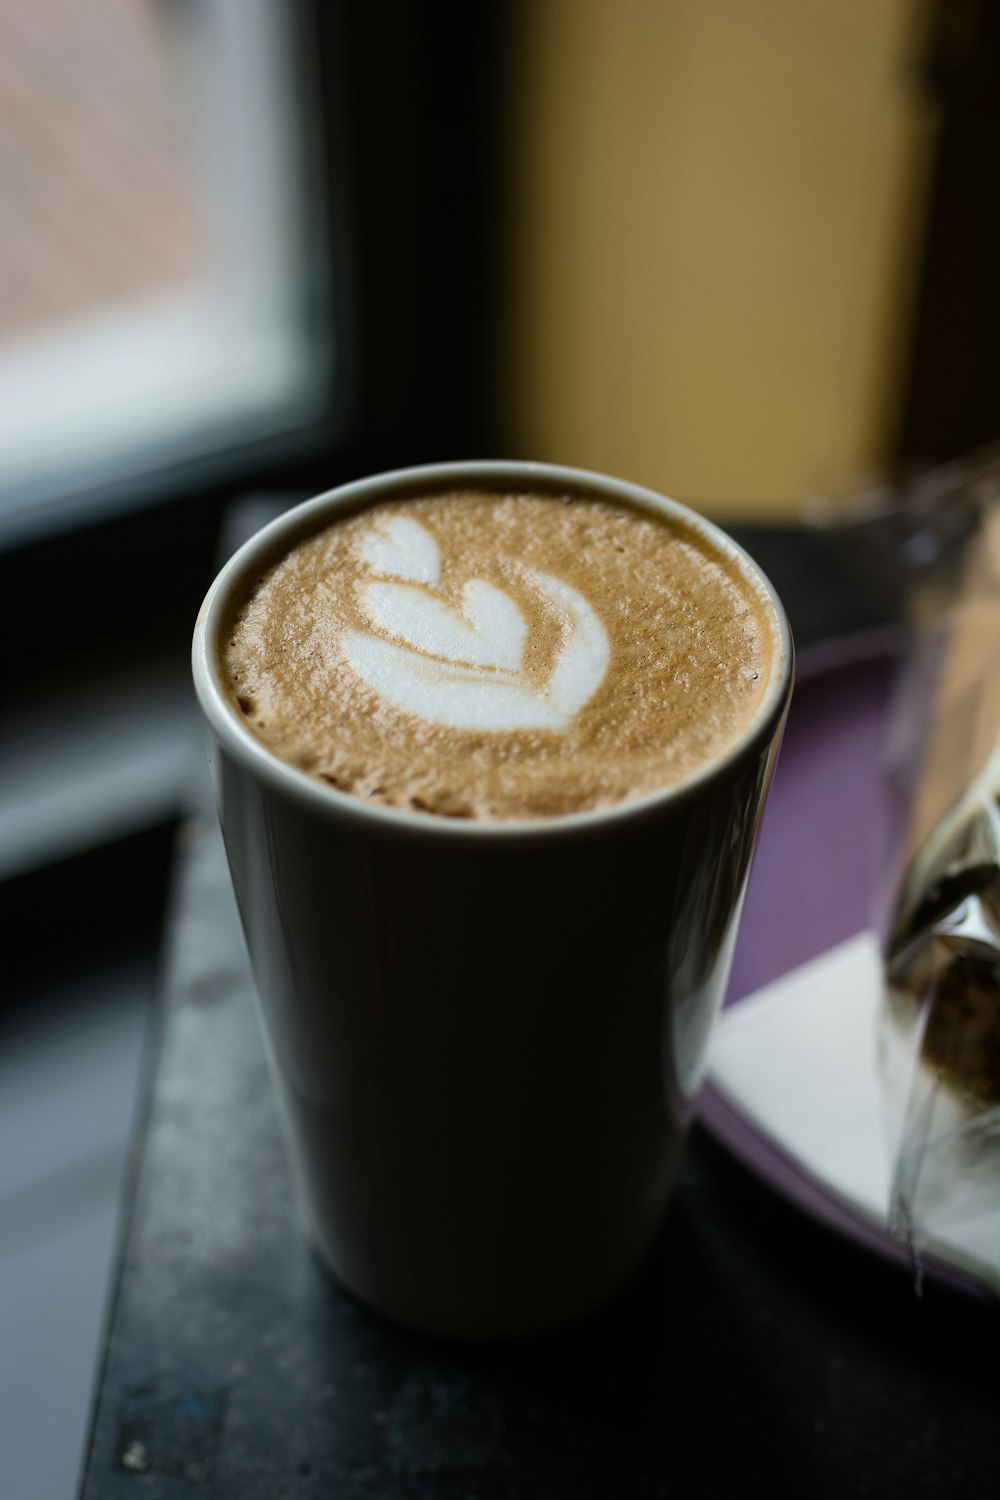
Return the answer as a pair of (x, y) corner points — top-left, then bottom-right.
(192, 460), (793, 1339)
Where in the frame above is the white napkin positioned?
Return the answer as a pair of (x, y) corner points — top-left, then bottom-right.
(708, 932), (1000, 1298)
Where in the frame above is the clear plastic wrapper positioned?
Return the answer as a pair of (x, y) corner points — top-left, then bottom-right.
(870, 456), (1000, 1281)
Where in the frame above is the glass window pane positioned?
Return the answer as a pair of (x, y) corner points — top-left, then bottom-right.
(0, 0), (325, 541)
(0, 0), (207, 339)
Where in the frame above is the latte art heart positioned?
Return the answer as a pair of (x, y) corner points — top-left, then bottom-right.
(343, 518), (610, 731)
(223, 486), (774, 819)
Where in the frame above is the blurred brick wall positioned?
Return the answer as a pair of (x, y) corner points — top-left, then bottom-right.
(0, 0), (205, 340)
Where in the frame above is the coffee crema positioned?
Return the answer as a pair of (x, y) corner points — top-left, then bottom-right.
(221, 486), (777, 819)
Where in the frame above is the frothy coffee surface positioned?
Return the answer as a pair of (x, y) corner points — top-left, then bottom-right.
(222, 487), (776, 819)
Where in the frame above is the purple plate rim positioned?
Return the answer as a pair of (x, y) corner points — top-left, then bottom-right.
(701, 626), (995, 1303)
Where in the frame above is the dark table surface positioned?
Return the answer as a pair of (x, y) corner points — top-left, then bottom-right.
(81, 527), (997, 1499)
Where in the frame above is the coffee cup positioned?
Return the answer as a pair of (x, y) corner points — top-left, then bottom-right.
(192, 460), (793, 1339)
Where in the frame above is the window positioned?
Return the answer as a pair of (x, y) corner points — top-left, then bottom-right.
(0, 0), (332, 546)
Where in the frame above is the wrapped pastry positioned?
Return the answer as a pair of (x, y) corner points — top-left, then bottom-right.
(879, 476), (1000, 1275)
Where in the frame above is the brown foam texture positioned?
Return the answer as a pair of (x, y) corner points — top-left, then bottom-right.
(222, 488), (774, 820)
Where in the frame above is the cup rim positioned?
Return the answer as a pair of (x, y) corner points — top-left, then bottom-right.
(192, 459), (794, 843)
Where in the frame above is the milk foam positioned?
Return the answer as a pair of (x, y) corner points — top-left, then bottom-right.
(223, 487), (775, 820)
(343, 516), (610, 731)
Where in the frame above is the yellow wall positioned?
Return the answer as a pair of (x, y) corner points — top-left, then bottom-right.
(502, 0), (938, 518)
